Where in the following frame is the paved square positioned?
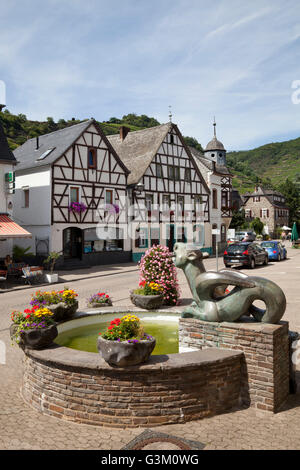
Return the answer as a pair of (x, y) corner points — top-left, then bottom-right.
(1, 244), (300, 450)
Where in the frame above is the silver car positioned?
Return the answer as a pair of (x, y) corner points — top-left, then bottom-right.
(235, 231), (256, 242)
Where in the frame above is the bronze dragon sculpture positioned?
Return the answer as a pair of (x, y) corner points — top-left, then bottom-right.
(173, 243), (286, 324)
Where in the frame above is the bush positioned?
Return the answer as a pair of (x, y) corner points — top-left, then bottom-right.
(139, 245), (180, 305)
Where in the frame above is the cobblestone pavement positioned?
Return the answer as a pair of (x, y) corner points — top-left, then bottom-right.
(1, 244), (300, 450)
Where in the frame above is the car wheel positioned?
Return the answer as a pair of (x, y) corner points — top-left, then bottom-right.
(278, 254), (281, 262)
(250, 258), (255, 269)
(264, 256), (268, 265)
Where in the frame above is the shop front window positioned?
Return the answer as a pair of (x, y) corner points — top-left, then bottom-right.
(84, 227), (123, 253)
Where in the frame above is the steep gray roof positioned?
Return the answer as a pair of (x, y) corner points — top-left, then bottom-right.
(0, 121), (17, 164)
(107, 123), (210, 192)
(189, 146), (231, 175)
(242, 186), (289, 208)
(13, 120), (93, 171)
(107, 123), (171, 185)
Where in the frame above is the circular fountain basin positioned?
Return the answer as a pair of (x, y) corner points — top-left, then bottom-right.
(21, 308), (243, 428)
(55, 312), (180, 355)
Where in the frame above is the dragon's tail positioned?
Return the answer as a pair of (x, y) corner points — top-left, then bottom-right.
(248, 276), (286, 323)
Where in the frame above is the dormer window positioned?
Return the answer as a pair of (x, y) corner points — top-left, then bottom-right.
(88, 148), (97, 169)
(169, 134), (174, 144)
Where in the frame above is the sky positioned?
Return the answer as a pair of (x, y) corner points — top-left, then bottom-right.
(1, 0), (300, 150)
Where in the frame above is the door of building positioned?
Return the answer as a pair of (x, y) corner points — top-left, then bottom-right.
(63, 227), (83, 259)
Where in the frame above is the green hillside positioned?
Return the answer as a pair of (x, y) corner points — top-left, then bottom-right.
(227, 138), (300, 193)
(0, 110), (203, 153)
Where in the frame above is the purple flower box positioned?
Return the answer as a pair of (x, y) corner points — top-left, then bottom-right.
(68, 202), (87, 213)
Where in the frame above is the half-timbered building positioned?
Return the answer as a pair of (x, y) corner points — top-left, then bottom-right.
(107, 123), (211, 261)
(13, 119), (130, 267)
(190, 121), (232, 254)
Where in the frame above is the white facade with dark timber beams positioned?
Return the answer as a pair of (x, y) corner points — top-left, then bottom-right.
(13, 119), (130, 267)
(190, 120), (232, 254)
(108, 123), (211, 262)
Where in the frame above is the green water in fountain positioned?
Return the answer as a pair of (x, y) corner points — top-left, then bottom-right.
(55, 318), (179, 355)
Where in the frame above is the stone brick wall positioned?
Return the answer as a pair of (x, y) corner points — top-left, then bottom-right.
(244, 196), (275, 234)
(22, 347), (242, 428)
(179, 318), (289, 412)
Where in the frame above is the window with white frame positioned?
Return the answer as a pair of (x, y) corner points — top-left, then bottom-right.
(105, 189), (113, 205)
(70, 186), (80, 203)
(162, 194), (171, 210)
(135, 227), (148, 248)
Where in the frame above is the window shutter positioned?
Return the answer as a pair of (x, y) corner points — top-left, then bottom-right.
(267, 209), (269, 218)
(260, 209), (262, 217)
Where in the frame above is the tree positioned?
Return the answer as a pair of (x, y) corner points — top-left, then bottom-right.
(229, 209), (247, 230)
(277, 178), (300, 227)
(184, 136), (203, 153)
(250, 217), (264, 235)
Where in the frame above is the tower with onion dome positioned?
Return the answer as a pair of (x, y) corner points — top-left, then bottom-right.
(204, 118), (226, 167)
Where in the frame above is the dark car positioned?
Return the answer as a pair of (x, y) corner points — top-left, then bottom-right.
(223, 242), (269, 269)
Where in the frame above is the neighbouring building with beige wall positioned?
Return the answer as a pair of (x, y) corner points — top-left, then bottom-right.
(242, 186), (289, 238)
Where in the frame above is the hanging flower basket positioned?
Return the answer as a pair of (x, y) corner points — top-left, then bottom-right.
(105, 203), (120, 214)
(68, 202), (87, 214)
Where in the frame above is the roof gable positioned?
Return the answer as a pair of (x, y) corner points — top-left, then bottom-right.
(12, 119), (129, 175)
(107, 123), (171, 185)
(107, 123), (210, 192)
(13, 120), (93, 171)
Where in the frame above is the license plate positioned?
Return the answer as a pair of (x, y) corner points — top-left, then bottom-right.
(230, 260), (240, 263)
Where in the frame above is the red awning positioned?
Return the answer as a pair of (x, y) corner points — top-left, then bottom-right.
(0, 214), (32, 239)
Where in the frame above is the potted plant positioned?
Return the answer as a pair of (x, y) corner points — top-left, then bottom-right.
(97, 314), (156, 366)
(10, 306), (57, 350)
(130, 280), (164, 310)
(139, 245), (180, 305)
(43, 251), (61, 283)
(87, 292), (112, 308)
(30, 287), (79, 322)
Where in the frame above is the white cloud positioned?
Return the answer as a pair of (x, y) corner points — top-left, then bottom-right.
(1, 0), (300, 149)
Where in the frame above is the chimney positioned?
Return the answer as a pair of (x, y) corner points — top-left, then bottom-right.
(36, 136), (39, 150)
(119, 126), (130, 141)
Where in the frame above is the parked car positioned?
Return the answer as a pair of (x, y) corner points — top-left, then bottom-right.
(260, 241), (287, 261)
(235, 231), (256, 242)
(223, 242), (269, 269)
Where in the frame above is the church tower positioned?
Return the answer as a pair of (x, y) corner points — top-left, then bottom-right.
(204, 118), (226, 166)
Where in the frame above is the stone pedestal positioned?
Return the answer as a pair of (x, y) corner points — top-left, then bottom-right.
(179, 318), (290, 412)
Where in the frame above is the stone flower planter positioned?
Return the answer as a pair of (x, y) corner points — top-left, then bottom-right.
(130, 291), (164, 310)
(10, 323), (58, 350)
(48, 301), (78, 322)
(88, 299), (113, 308)
(97, 335), (156, 367)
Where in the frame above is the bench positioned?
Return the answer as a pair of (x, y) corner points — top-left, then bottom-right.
(22, 266), (44, 285)
(7, 262), (27, 277)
